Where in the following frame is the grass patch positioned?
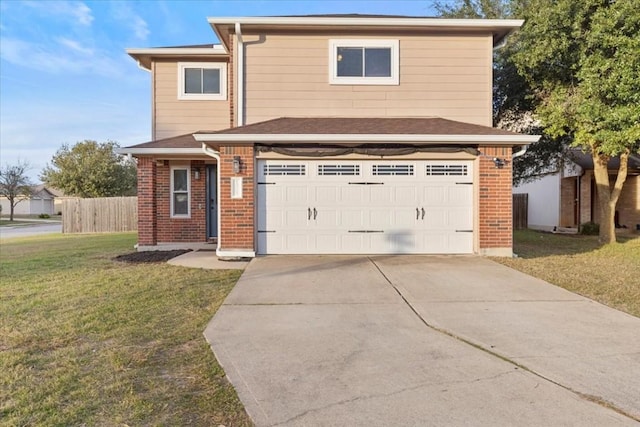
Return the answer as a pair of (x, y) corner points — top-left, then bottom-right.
(0, 233), (251, 426)
(494, 230), (640, 317)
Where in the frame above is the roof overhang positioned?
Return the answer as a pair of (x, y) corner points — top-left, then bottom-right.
(209, 16), (524, 50)
(117, 147), (207, 156)
(194, 133), (539, 145)
(126, 45), (228, 70)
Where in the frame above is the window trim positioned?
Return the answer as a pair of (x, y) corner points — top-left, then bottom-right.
(329, 39), (399, 85)
(177, 62), (227, 100)
(170, 166), (191, 218)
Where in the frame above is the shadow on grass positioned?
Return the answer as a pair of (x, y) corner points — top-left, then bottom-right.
(512, 229), (639, 259)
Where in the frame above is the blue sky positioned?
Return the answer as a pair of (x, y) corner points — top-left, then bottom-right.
(0, 0), (441, 181)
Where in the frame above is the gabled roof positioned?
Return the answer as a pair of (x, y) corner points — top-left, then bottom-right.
(126, 44), (227, 70)
(118, 133), (207, 156)
(200, 117), (522, 136)
(120, 117), (539, 156)
(194, 117), (539, 145)
(209, 15), (524, 50)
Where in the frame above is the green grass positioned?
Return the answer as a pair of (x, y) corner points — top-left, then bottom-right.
(0, 233), (252, 426)
(494, 230), (640, 317)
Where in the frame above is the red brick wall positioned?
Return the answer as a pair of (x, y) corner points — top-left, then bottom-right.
(154, 160), (207, 243)
(478, 146), (513, 251)
(218, 144), (255, 251)
(137, 157), (157, 245)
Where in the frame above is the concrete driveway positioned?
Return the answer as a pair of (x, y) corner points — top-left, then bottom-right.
(205, 256), (640, 426)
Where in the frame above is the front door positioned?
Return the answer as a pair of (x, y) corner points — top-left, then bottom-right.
(207, 165), (218, 240)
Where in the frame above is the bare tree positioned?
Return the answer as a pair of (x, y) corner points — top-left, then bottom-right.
(0, 161), (33, 221)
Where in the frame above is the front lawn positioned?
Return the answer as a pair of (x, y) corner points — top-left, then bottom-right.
(0, 233), (251, 426)
(494, 230), (640, 317)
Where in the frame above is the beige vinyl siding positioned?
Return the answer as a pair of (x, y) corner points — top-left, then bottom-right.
(153, 60), (230, 140)
(242, 33), (492, 126)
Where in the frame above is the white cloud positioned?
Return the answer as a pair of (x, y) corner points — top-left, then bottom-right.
(110, 2), (149, 41)
(0, 36), (124, 77)
(23, 1), (94, 27)
(56, 37), (94, 55)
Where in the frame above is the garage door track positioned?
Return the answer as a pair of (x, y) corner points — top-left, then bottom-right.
(204, 255), (640, 426)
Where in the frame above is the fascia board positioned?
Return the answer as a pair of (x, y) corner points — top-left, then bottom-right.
(208, 16), (524, 29)
(194, 134), (541, 144)
(125, 47), (228, 56)
(116, 148), (205, 155)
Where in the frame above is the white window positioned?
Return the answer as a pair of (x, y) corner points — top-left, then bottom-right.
(329, 39), (399, 85)
(177, 62), (227, 100)
(171, 166), (190, 218)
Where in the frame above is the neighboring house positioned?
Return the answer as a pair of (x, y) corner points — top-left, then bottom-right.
(0, 184), (57, 215)
(513, 150), (640, 231)
(120, 15), (539, 258)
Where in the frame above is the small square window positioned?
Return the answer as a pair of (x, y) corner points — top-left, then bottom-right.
(178, 63), (226, 100)
(330, 40), (399, 85)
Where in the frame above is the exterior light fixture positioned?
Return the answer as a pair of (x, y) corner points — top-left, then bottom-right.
(232, 156), (241, 174)
(493, 157), (506, 169)
(194, 167), (201, 180)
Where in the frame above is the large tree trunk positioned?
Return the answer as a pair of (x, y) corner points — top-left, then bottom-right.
(9, 196), (15, 221)
(592, 150), (629, 244)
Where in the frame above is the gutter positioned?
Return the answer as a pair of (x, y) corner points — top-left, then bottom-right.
(512, 145), (528, 158)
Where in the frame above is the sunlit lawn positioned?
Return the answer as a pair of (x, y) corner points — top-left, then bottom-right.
(494, 230), (640, 317)
(0, 233), (251, 426)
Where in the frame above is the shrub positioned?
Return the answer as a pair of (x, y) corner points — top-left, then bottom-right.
(38, 213), (51, 219)
(580, 222), (599, 235)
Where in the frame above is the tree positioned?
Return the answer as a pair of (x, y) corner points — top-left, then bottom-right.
(41, 140), (137, 198)
(435, 0), (567, 184)
(0, 161), (33, 221)
(512, 0), (640, 244)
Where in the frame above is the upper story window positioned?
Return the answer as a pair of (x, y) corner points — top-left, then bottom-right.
(177, 62), (227, 100)
(329, 39), (399, 85)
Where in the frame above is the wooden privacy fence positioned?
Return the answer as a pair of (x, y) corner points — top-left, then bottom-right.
(513, 193), (528, 229)
(62, 197), (137, 233)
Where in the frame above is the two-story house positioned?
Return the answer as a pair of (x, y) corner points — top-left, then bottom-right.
(120, 15), (539, 258)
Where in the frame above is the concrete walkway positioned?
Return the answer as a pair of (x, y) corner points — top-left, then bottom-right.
(205, 255), (640, 426)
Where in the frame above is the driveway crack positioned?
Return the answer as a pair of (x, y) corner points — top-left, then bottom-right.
(366, 257), (639, 423)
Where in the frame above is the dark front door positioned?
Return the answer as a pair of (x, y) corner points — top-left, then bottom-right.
(207, 165), (218, 239)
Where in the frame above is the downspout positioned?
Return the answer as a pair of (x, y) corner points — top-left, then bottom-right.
(202, 143), (222, 255)
(235, 22), (244, 126)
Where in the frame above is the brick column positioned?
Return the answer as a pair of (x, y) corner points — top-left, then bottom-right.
(137, 157), (157, 246)
(478, 146), (513, 256)
(218, 144), (254, 255)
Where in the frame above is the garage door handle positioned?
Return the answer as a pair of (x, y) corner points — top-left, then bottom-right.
(308, 207), (312, 220)
(416, 208), (420, 220)
(421, 207), (425, 220)
(456, 230), (473, 233)
(313, 208), (317, 220)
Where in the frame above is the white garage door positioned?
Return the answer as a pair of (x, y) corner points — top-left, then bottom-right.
(257, 159), (474, 254)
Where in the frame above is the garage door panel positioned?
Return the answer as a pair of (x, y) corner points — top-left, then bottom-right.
(423, 209), (448, 229)
(448, 185), (473, 206)
(257, 159), (474, 254)
(449, 232), (474, 254)
(448, 208), (474, 229)
(341, 186), (366, 203)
